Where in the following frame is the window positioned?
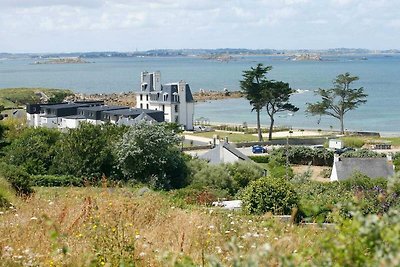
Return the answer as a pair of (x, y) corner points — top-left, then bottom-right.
(162, 105), (165, 111)
(174, 105), (179, 113)
(175, 116), (179, 123)
(146, 104), (149, 109)
(146, 95), (148, 101)
(140, 103), (143, 109)
(140, 94), (143, 101)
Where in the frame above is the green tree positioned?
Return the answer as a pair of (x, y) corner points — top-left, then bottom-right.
(114, 122), (188, 189)
(5, 127), (60, 174)
(264, 81), (299, 140)
(51, 123), (116, 180)
(240, 64), (271, 141)
(306, 72), (367, 134)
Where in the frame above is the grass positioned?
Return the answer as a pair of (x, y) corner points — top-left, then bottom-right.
(0, 186), (327, 266)
(193, 131), (259, 142)
(0, 88), (74, 108)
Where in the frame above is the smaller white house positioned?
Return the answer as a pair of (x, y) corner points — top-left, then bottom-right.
(330, 156), (395, 181)
(199, 142), (250, 164)
(60, 115), (87, 129)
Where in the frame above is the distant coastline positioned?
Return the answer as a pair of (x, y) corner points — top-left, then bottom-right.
(33, 57), (91, 65)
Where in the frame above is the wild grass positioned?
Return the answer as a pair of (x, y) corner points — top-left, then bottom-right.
(0, 187), (325, 266)
(0, 88), (73, 108)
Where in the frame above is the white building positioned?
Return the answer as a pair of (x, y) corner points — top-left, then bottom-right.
(136, 71), (195, 130)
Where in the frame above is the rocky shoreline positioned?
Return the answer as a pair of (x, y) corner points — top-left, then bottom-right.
(66, 90), (244, 107)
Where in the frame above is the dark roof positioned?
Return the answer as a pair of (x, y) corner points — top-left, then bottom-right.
(42, 103), (89, 110)
(103, 108), (161, 116)
(77, 105), (129, 112)
(185, 84), (194, 102)
(199, 142), (250, 164)
(334, 158), (394, 180)
(41, 114), (58, 118)
(147, 83), (194, 103)
(63, 115), (87, 119)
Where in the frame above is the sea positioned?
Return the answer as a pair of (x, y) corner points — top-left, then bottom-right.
(1, 54), (399, 135)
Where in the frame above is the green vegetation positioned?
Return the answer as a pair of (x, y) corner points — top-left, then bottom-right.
(1, 118), (400, 266)
(240, 63), (298, 140)
(307, 72), (368, 134)
(0, 87), (74, 108)
(241, 176), (298, 215)
(115, 122), (188, 189)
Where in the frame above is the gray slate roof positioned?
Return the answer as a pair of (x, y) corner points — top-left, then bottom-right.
(334, 158), (394, 180)
(148, 83), (194, 103)
(199, 142), (250, 164)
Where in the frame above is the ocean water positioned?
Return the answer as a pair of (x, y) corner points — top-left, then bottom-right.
(0, 55), (399, 134)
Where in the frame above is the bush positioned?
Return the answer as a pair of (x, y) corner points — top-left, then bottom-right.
(241, 176), (298, 215)
(31, 175), (83, 187)
(248, 155), (269, 163)
(189, 161), (264, 197)
(4, 127), (60, 175)
(341, 149), (386, 158)
(0, 177), (15, 209)
(296, 176), (400, 223)
(269, 146), (334, 166)
(0, 162), (33, 196)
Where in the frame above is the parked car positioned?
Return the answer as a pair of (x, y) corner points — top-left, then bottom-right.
(252, 145), (267, 154)
(334, 147), (355, 155)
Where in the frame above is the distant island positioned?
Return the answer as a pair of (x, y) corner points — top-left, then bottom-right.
(33, 57), (90, 64)
(1, 48), (399, 60)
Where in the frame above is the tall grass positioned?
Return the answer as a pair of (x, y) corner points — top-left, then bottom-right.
(0, 187), (324, 266)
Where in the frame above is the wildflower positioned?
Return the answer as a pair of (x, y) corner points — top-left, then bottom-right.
(30, 217), (38, 221)
(112, 227), (116, 232)
(14, 214), (19, 217)
(251, 244), (256, 248)
(93, 225), (97, 229)
(261, 243), (271, 253)
(209, 225), (215, 230)
(139, 252), (146, 257)
(215, 246), (222, 254)
(135, 235), (141, 240)
(225, 230), (230, 234)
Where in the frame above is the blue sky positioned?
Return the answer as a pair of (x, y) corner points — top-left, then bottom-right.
(1, 0), (399, 52)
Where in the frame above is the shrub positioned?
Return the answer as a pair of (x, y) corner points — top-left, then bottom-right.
(269, 146), (333, 166)
(0, 177), (15, 209)
(248, 155), (269, 163)
(114, 122), (188, 189)
(0, 162), (33, 196)
(4, 127), (60, 175)
(241, 176), (298, 215)
(31, 175), (83, 187)
(189, 161), (264, 197)
(341, 149), (386, 158)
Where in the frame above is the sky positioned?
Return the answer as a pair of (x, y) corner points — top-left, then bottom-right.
(1, 0), (399, 53)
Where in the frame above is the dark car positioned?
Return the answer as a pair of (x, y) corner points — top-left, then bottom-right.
(335, 147), (355, 155)
(252, 145), (266, 154)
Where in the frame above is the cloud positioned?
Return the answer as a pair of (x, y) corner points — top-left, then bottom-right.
(0, 0), (399, 52)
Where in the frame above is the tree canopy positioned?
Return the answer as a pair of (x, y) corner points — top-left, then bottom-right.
(114, 122), (188, 189)
(240, 64), (272, 141)
(264, 80), (299, 140)
(240, 63), (298, 141)
(306, 72), (367, 134)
